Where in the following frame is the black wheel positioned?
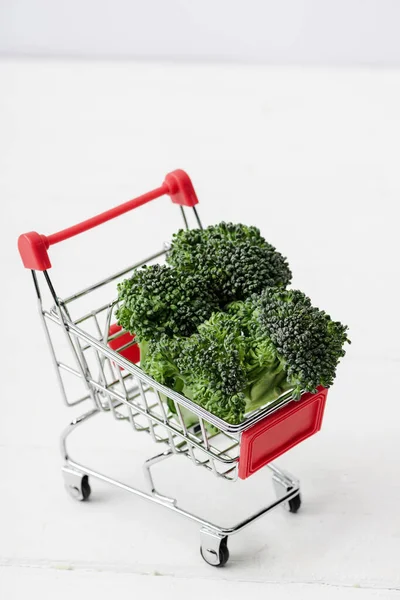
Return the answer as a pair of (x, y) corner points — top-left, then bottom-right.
(287, 492), (301, 513)
(81, 475), (91, 501)
(218, 542), (230, 567)
(200, 536), (230, 567)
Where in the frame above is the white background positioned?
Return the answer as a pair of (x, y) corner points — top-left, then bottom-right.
(1, 1), (400, 595)
(1, 0), (400, 65)
(1, 58), (400, 598)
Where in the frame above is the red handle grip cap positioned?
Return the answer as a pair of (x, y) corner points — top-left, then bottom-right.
(18, 231), (51, 271)
(164, 169), (199, 207)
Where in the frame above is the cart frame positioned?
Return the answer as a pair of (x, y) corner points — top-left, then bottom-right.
(19, 170), (325, 566)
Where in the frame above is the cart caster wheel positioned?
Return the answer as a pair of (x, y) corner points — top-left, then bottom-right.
(272, 475), (301, 514)
(79, 476), (91, 501)
(285, 491), (301, 513)
(200, 536), (229, 567)
(66, 475), (91, 501)
(63, 469), (91, 501)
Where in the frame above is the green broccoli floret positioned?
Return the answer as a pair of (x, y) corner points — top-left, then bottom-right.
(256, 288), (350, 398)
(116, 264), (219, 341)
(166, 222), (292, 304)
(141, 288), (350, 425)
(115, 223), (349, 426)
(223, 300), (293, 413)
(142, 313), (248, 424)
(142, 302), (290, 424)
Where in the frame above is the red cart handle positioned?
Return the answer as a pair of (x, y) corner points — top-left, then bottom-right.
(18, 169), (198, 271)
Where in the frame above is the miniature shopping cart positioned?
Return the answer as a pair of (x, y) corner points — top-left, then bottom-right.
(18, 170), (328, 567)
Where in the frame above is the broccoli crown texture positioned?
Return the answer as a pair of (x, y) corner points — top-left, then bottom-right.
(166, 222), (292, 304)
(226, 300), (281, 381)
(116, 264), (218, 341)
(256, 288), (350, 397)
(139, 288), (350, 425)
(142, 312), (248, 424)
(142, 301), (287, 424)
(114, 222), (349, 426)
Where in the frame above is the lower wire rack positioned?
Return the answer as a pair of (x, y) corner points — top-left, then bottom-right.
(61, 406), (302, 567)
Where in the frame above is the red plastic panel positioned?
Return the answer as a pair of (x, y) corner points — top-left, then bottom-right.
(108, 323), (140, 366)
(238, 387), (328, 479)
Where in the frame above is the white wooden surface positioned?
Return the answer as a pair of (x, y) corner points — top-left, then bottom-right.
(1, 59), (399, 598)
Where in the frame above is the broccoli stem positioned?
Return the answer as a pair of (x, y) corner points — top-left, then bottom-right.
(244, 367), (293, 413)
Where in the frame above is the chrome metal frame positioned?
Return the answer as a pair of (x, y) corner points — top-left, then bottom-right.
(29, 204), (302, 565)
(61, 407), (299, 548)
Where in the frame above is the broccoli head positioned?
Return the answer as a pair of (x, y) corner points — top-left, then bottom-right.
(256, 288), (350, 398)
(142, 302), (290, 424)
(141, 288), (350, 424)
(115, 223), (349, 426)
(142, 312), (248, 424)
(116, 264), (219, 341)
(166, 222), (292, 304)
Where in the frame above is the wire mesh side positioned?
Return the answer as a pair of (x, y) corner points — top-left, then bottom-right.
(44, 302), (240, 481)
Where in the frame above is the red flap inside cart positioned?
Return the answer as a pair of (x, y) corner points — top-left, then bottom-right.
(108, 323), (140, 365)
(239, 387), (328, 479)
